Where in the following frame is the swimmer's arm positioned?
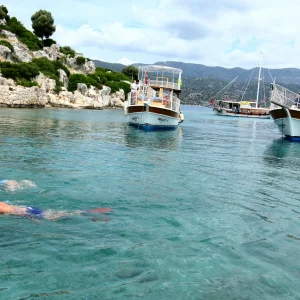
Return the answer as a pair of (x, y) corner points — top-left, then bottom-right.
(0, 202), (26, 215)
(0, 202), (15, 214)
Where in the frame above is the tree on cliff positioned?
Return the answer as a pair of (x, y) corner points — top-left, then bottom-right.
(31, 10), (56, 42)
(122, 66), (138, 81)
(0, 5), (9, 21)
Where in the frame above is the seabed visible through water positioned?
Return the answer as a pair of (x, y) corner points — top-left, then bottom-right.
(0, 106), (299, 299)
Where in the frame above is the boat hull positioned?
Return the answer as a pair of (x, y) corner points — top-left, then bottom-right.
(270, 108), (300, 140)
(214, 108), (270, 119)
(127, 105), (179, 129)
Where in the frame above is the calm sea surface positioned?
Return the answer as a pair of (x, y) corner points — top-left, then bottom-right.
(0, 107), (300, 299)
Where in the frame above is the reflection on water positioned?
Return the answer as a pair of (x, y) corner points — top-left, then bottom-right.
(263, 139), (300, 168)
(122, 126), (183, 150)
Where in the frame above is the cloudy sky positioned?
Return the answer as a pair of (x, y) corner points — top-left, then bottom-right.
(2, 0), (299, 69)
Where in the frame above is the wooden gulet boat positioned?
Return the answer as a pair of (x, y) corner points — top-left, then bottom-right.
(124, 65), (184, 130)
(213, 51), (271, 119)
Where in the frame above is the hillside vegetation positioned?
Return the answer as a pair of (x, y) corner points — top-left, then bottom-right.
(0, 6), (131, 97)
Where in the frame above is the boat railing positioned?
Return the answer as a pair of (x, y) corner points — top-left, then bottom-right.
(270, 83), (296, 108)
(129, 92), (180, 112)
(146, 79), (181, 90)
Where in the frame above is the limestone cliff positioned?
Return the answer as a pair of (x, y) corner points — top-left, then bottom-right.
(0, 77), (125, 109)
(0, 26), (126, 109)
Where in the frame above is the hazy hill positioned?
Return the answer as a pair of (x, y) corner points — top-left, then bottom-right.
(93, 60), (125, 73)
(92, 59), (300, 105)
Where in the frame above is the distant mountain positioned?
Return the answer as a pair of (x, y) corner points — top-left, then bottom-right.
(93, 59), (300, 105)
(93, 60), (126, 73)
(137, 61), (300, 85)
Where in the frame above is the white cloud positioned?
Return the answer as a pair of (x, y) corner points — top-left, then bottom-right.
(117, 57), (135, 65)
(3, 0), (300, 69)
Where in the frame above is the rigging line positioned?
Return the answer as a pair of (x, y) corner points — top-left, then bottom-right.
(211, 67), (247, 100)
(212, 76), (238, 99)
(262, 67), (266, 101)
(267, 68), (274, 82)
(241, 67), (256, 101)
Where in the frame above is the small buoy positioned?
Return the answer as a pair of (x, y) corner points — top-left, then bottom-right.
(179, 112), (184, 123)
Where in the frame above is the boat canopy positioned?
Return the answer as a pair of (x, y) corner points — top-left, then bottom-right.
(138, 65), (183, 91)
(138, 65), (182, 74)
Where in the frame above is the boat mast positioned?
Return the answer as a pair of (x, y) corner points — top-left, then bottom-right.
(256, 51), (263, 108)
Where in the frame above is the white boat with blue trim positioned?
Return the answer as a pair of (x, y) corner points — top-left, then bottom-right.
(270, 83), (300, 141)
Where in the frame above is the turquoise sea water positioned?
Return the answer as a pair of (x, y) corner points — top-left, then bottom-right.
(0, 107), (300, 299)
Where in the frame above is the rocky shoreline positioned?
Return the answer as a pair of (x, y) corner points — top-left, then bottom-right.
(0, 76), (125, 109)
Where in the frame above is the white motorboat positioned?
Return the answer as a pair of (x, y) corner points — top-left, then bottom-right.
(124, 65), (184, 130)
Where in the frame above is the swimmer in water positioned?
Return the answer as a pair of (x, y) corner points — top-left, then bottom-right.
(0, 180), (36, 192)
(0, 202), (112, 221)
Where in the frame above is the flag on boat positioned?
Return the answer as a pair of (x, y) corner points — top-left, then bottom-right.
(145, 69), (149, 85)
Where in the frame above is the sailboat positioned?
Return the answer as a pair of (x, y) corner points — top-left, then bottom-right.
(213, 52), (270, 119)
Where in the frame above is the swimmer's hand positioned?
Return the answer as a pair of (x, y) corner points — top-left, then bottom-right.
(89, 208), (112, 213)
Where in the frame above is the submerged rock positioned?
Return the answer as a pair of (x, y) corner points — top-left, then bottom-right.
(116, 268), (143, 279)
(138, 272), (159, 283)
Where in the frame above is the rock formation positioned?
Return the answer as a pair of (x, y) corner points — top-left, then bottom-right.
(0, 45), (12, 60)
(32, 44), (64, 61)
(0, 76), (125, 109)
(0, 27), (126, 109)
(66, 55), (96, 74)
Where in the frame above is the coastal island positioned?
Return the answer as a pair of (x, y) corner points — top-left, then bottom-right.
(0, 6), (137, 109)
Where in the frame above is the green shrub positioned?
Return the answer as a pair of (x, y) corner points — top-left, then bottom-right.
(54, 85), (62, 94)
(7, 17), (43, 51)
(68, 73), (103, 92)
(54, 80), (63, 94)
(60, 46), (76, 58)
(95, 67), (129, 83)
(68, 74), (87, 92)
(32, 57), (55, 77)
(18, 62), (40, 80)
(0, 61), (39, 81)
(31, 57), (69, 79)
(94, 68), (108, 84)
(53, 60), (70, 77)
(105, 71), (129, 82)
(1, 66), (19, 80)
(122, 65), (138, 80)
(76, 56), (86, 65)
(0, 59), (69, 88)
(0, 24), (8, 31)
(0, 5), (8, 20)
(0, 39), (13, 51)
(106, 81), (130, 95)
(17, 80), (38, 87)
(43, 38), (56, 47)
